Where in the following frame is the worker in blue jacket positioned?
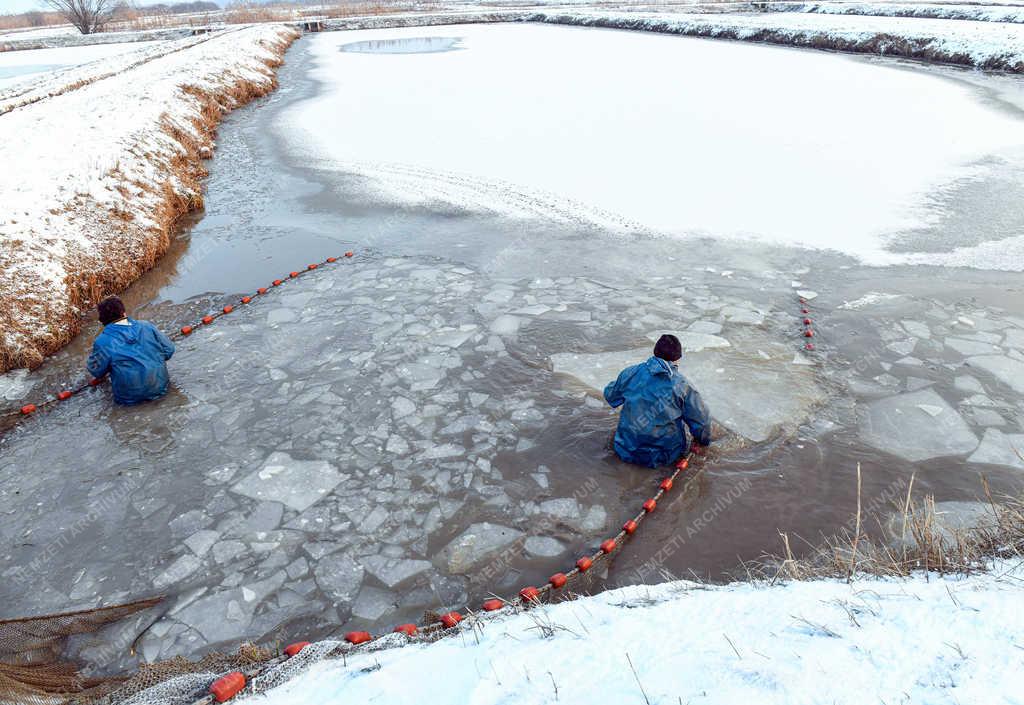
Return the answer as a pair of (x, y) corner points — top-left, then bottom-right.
(87, 296), (175, 405)
(603, 334), (712, 468)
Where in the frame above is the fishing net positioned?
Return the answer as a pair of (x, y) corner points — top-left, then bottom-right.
(0, 598), (161, 705)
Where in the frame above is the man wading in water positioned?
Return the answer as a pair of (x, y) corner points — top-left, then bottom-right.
(87, 296), (176, 405)
(603, 334), (712, 468)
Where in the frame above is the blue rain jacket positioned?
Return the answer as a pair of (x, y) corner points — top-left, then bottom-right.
(87, 318), (175, 405)
(604, 356), (712, 468)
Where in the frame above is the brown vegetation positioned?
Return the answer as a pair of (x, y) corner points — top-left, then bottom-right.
(752, 473), (1024, 583)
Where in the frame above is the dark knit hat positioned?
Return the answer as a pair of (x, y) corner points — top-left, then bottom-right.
(653, 334), (682, 362)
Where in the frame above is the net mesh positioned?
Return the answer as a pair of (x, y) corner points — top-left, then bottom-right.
(0, 598), (161, 705)
(81, 644), (273, 705)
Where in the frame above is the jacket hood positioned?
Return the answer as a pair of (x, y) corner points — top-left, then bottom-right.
(101, 318), (140, 344)
(644, 355), (676, 377)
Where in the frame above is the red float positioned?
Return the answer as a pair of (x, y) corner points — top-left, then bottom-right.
(273, 279), (283, 287)
(660, 478), (673, 491)
(804, 330), (814, 338)
(258, 288), (268, 295)
(600, 539), (617, 554)
(805, 343), (815, 351)
(222, 305), (233, 314)
(440, 612), (463, 629)
(20, 404), (36, 415)
(58, 391), (73, 401)
(345, 631), (372, 645)
(803, 317), (812, 325)
(202, 315), (214, 325)
(241, 296), (251, 304)
(549, 572), (567, 589)
(482, 599), (505, 611)
(89, 378), (102, 387)
(623, 519), (638, 535)
(326, 257), (337, 263)
(284, 641), (310, 657)
(210, 672), (245, 703)
(289, 271), (299, 278)
(576, 556), (593, 572)
(676, 458), (689, 470)
(643, 499), (657, 513)
(308, 264), (318, 270)
(519, 586), (540, 602)
(393, 624), (417, 636)
(345, 251), (354, 258)
(180, 325), (193, 336)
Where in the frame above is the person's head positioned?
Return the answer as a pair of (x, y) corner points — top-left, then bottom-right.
(653, 334), (682, 363)
(97, 296), (126, 325)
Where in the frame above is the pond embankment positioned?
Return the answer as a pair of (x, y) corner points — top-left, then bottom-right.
(0, 25), (297, 373)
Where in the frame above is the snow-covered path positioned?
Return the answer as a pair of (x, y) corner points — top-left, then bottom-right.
(251, 564), (1024, 705)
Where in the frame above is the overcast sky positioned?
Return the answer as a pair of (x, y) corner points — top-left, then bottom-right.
(1, 0), (214, 13)
(2, 0), (42, 12)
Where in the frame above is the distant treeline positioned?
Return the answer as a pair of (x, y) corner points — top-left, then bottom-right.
(122, 1), (222, 15)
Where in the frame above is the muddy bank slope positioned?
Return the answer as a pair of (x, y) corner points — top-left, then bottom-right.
(0, 25), (298, 373)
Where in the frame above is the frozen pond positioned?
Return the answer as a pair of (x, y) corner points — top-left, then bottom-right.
(282, 24), (1024, 270)
(2, 24), (1024, 673)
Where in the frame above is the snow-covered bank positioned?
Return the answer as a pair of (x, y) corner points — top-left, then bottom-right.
(0, 35), (213, 113)
(242, 564), (1024, 705)
(529, 9), (1024, 71)
(0, 25), (203, 53)
(764, 1), (1024, 24)
(0, 25), (298, 372)
(0, 41), (164, 92)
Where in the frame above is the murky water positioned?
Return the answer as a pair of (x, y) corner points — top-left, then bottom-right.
(2, 26), (1024, 674)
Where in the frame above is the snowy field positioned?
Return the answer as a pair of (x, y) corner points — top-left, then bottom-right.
(245, 564), (1024, 705)
(765, 1), (1024, 23)
(281, 23), (1024, 269)
(0, 40), (162, 90)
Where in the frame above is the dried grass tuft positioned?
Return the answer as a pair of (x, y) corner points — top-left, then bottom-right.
(754, 478), (1024, 583)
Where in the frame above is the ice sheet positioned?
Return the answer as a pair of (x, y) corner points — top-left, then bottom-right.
(280, 24), (1024, 268)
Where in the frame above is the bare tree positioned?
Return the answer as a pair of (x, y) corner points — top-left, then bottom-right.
(40, 0), (116, 34)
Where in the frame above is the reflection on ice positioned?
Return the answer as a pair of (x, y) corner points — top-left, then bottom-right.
(340, 37), (462, 54)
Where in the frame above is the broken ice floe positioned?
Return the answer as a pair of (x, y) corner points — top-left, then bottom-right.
(858, 389), (978, 462)
(440, 522), (524, 574)
(232, 452), (345, 512)
(968, 429), (1024, 470)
